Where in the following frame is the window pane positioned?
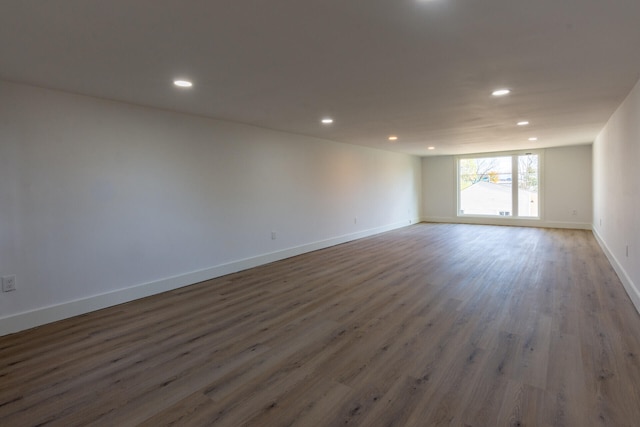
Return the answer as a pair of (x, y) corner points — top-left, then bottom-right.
(459, 156), (512, 216)
(518, 154), (539, 217)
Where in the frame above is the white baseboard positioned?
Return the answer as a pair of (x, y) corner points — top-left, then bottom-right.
(421, 216), (592, 230)
(0, 219), (418, 337)
(592, 229), (640, 315)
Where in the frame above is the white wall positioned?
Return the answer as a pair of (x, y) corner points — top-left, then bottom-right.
(544, 145), (593, 225)
(0, 81), (422, 335)
(422, 155), (456, 219)
(593, 78), (640, 312)
(421, 145), (593, 229)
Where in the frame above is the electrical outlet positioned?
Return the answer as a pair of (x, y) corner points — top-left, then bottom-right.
(572, 210), (577, 216)
(2, 275), (16, 292)
(271, 231), (277, 240)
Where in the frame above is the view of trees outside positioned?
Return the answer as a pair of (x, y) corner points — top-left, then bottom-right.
(518, 154), (539, 217)
(459, 156), (512, 215)
(459, 156), (511, 189)
(459, 154), (539, 217)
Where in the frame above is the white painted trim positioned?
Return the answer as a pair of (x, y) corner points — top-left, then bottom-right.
(0, 219), (419, 337)
(420, 216), (592, 230)
(592, 229), (640, 315)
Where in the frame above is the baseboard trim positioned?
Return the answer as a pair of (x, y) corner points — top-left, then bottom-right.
(421, 216), (592, 230)
(0, 219), (419, 337)
(592, 229), (640, 315)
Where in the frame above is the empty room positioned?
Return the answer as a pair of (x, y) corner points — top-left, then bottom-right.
(1, 1), (640, 426)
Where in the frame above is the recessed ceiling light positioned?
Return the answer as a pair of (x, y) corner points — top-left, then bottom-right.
(528, 137), (538, 141)
(388, 136), (398, 141)
(321, 118), (334, 124)
(173, 80), (193, 88)
(517, 121), (530, 126)
(428, 146), (435, 150)
(492, 89), (510, 97)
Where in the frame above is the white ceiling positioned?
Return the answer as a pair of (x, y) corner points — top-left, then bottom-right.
(2, 0), (640, 156)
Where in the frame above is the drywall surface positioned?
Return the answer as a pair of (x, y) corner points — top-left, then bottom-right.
(421, 145), (593, 229)
(0, 81), (422, 334)
(544, 145), (593, 225)
(593, 78), (640, 312)
(421, 155), (456, 220)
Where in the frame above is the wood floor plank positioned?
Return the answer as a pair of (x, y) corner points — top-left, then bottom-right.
(496, 380), (547, 427)
(1, 223), (640, 426)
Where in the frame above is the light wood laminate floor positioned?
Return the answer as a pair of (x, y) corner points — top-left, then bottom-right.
(1, 223), (640, 426)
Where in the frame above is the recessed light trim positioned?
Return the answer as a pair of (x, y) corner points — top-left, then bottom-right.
(321, 118), (334, 124)
(492, 89), (510, 97)
(173, 80), (193, 88)
(528, 137), (538, 141)
(388, 136), (398, 141)
(427, 146), (435, 150)
(517, 121), (530, 126)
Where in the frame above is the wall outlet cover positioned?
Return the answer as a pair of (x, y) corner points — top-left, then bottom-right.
(2, 275), (16, 292)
